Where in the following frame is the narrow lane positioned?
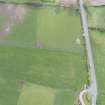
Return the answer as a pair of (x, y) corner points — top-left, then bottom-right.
(78, 0), (98, 105)
(79, 89), (89, 105)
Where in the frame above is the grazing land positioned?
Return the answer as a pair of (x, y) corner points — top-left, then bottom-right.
(88, 7), (105, 104)
(36, 7), (82, 52)
(90, 30), (105, 105)
(0, 4), (37, 47)
(17, 83), (74, 105)
(18, 83), (56, 105)
(0, 2), (88, 105)
(0, 5), (83, 52)
(0, 45), (87, 105)
(88, 7), (105, 30)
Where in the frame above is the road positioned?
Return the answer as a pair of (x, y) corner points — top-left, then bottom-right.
(79, 0), (98, 105)
(79, 89), (89, 105)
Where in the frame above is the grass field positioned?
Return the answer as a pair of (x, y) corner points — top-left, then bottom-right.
(0, 45), (87, 105)
(5, 8), (37, 47)
(88, 7), (105, 104)
(36, 7), (82, 52)
(17, 83), (75, 105)
(90, 30), (105, 105)
(88, 7), (105, 30)
(0, 6), (83, 52)
(18, 83), (55, 105)
(0, 4), (88, 105)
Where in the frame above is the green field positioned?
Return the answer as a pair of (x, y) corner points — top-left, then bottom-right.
(88, 7), (105, 30)
(4, 8), (37, 47)
(88, 7), (105, 104)
(18, 83), (56, 105)
(0, 7), (82, 52)
(90, 30), (105, 105)
(36, 7), (82, 52)
(17, 83), (75, 105)
(0, 45), (87, 105)
(0, 4), (88, 105)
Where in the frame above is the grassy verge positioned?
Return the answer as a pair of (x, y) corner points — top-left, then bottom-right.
(0, 4), (87, 105)
(88, 7), (105, 104)
(90, 30), (105, 105)
(0, 7), (82, 52)
(5, 8), (37, 47)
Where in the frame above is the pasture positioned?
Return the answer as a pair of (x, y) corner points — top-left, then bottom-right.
(90, 30), (105, 105)
(88, 7), (105, 30)
(0, 3), (88, 105)
(88, 7), (105, 104)
(0, 5), (82, 52)
(0, 45), (87, 105)
(17, 83), (75, 105)
(36, 7), (82, 52)
(18, 83), (55, 105)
